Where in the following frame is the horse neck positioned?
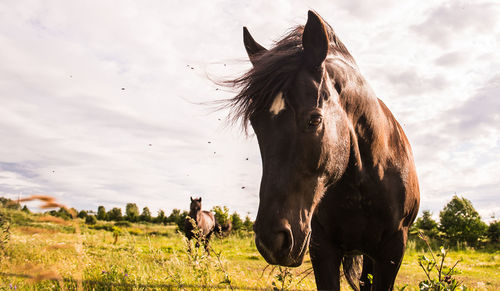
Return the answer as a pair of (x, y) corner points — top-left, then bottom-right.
(328, 60), (392, 171)
(189, 209), (200, 221)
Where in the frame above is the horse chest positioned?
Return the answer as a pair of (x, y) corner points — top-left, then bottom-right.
(319, 187), (394, 250)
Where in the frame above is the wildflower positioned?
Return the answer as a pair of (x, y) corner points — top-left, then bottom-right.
(102, 270), (106, 274)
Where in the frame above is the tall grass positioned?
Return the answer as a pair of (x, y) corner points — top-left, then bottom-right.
(1, 201), (499, 290)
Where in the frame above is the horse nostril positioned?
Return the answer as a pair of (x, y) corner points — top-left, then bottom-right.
(254, 225), (294, 264)
(273, 230), (292, 255)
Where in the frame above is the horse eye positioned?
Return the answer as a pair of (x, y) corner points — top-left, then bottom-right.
(308, 115), (322, 127)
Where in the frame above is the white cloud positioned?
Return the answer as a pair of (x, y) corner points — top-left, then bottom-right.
(0, 1), (499, 222)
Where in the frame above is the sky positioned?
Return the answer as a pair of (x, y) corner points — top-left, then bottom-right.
(0, 1), (499, 222)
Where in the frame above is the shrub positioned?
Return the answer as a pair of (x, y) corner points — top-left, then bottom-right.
(127, 228), (143, 236)
(176, 211), (189, 234)
(417, 234), (469, 290)
(21, 205), (30, 214)
(0, 211), (10, 256)
(89, 224), (114, 231)
(114, 221), (131, 227)
(85, 215), (97, 225)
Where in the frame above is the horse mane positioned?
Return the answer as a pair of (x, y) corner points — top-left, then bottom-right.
(223, 24), (356, 132)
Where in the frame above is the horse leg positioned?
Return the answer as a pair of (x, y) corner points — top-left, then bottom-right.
(204, 232), (212, 255)
(309, 221), (342, 290)
(372, 230), (407, 291)
(360, 255), (374, 290)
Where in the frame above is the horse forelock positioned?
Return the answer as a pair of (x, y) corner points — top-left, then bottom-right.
(223, 24), (356, 132)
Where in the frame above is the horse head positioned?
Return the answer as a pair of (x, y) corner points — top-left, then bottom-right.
(241, 11), (355, 267)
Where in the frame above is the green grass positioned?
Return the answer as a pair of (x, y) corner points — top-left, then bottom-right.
(1, 209), (499, 290)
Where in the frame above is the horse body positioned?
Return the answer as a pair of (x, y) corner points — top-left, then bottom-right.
(185, 197), (216, 249)
(228, 11), (419, 290)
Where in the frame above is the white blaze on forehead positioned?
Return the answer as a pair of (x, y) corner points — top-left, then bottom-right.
(269, 91), (285, 116)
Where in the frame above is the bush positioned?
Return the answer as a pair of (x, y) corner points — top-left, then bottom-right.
(89, 224), (115, 231)
(47, 208), (72, 220)
(0, 211), (10, 256)
(176, 211), (189, 234)
(21, 205), (30, 214)
(127, 228), (143, 236)
(85, 215), (97, 225)
(114, 221), (131, 227)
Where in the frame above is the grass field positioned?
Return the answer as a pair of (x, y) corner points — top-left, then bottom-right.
(1, 209), (499, 290)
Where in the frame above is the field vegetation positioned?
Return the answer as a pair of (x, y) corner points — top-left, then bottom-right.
(0, 196), (499, 290)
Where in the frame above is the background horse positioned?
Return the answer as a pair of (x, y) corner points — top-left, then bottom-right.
(184, 197), (217, 251)
(226, 11), (420, 290)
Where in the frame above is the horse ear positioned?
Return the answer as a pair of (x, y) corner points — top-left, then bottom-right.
(243, 27), (267, 65)
(199, 197), (202, 202)
(302, 10), (329, 68)
(190, 196), (193, 202)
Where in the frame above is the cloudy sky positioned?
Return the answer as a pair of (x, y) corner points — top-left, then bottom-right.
(1, 1), (499, 221)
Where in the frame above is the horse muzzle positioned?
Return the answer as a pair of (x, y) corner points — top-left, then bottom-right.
(254, 224), (310, 267)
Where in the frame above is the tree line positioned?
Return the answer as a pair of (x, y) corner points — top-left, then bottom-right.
(1, 195), (498, 245)
(412, 195), (498, 248)
(0, 198), (253, 234)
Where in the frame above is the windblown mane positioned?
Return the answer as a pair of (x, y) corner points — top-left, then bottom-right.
(224, 24), (356, 132)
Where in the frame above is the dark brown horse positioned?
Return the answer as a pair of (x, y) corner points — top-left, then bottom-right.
(185, 197), (217, 250)
(225, 11), (420, 290)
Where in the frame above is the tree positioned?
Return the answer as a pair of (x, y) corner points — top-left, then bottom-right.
(54, 207), (72, 220)
(487, 221), (500, 243)
(231, 212), (243, 231)
(212, 206), (230, 225)
(167, 209), (181, 224)
(155, 210), (166, 224)
(107, 207), (123, 221)
(439, 195), (487, 246)
(415, 210), (439, 239)
(0, 197), (20, 210)
(212, 206), (232, 235)
(140, 207), (152, 222)
(125, 203), (139, 222)
(97, 206), (107, 221)
(242, 215), (254, 232)
(77, 210), (88, 219)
